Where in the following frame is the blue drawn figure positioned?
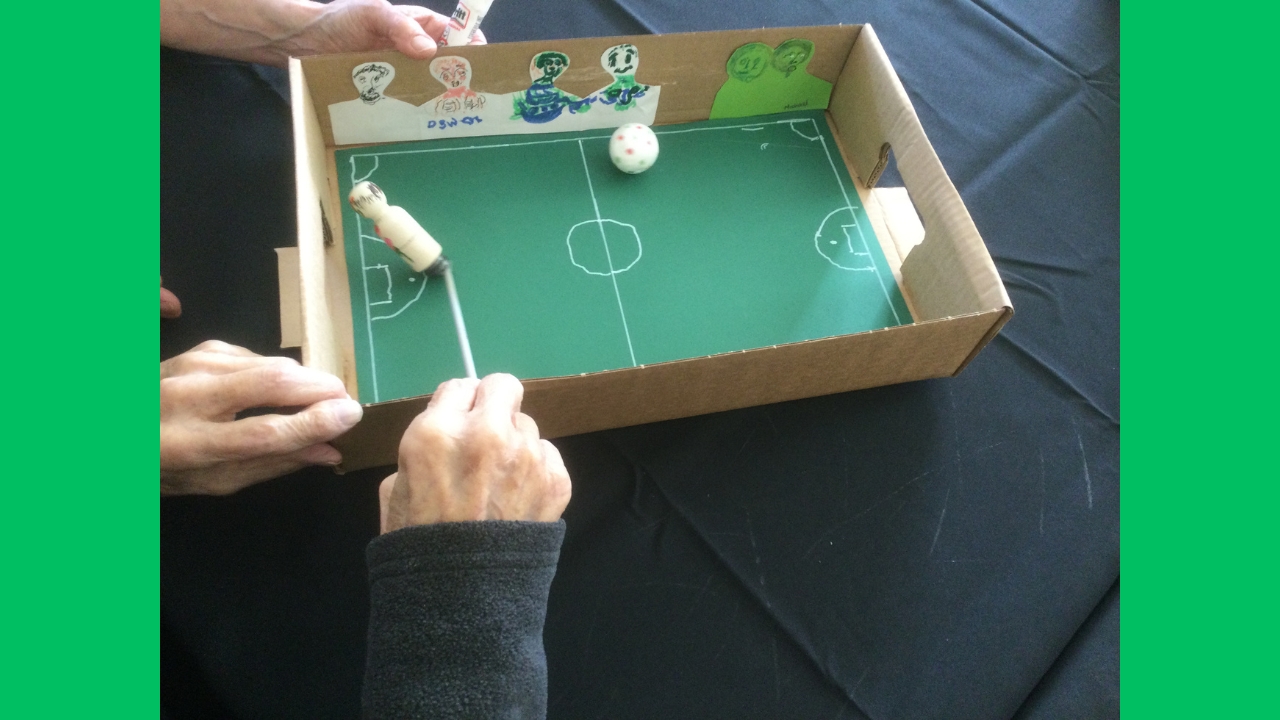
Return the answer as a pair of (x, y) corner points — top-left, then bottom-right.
(595, 43), (649, 111)
(513, 51), (593, 124)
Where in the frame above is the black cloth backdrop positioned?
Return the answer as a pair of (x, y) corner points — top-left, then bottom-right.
(160, 1), (1118, 717)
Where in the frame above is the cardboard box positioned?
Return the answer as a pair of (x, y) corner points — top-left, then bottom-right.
(282, 24), (1011, 471)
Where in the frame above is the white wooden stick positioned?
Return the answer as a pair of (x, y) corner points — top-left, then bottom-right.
(443, 266), (477, 379)
(440, 0), (495, 46)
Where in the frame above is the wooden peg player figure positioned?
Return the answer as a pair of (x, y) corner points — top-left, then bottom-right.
(348, 181), (448, 275)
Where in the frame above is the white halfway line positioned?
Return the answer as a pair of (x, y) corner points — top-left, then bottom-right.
(578, 138), (637, 367)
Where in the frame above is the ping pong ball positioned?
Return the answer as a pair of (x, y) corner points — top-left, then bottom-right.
(609, 123), (659, 174)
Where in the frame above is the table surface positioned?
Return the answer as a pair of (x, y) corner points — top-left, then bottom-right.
(160, 2), (1119, 718)
(337, 111), (908, 403)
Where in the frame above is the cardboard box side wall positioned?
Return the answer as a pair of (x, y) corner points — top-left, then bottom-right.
(829, 25), (1011, 321)
(321, 151), (360, 392)
(289, 59), (347, 383)
(334, 308), (1005, 471)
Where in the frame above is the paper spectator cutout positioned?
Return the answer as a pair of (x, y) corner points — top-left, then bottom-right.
(330, 62), (421, 145)
(513, 51), (593, 123)
(425, 56), (490, 115)
(709, 39), (833, 119)
(595, 43), (650, 111)
(327, 49), (662, 145)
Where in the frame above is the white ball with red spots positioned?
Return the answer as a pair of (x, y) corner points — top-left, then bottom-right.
(609, 123), (659, 174)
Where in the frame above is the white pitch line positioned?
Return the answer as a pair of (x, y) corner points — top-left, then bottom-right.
(368, 264), (394, 305)
(350, 180), (380, 401)
(352, 156), (379, 183)
(350, 118), (812, 160)
(578, 138), (637, 367)
(814, 119), (902, 324)
(370, 272), (427, 320)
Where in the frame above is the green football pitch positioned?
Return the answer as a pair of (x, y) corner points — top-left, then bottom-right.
(336, 110), (912, 404)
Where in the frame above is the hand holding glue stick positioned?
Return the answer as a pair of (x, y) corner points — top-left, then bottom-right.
(440, 0), (495, 46)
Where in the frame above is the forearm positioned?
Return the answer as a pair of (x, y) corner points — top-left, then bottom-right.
(159, 0), (324, 66)
(363, 520), (566, 719)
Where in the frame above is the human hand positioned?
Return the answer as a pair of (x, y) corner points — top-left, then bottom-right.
(161, 277), (182, 319)
(278, 0), (483, 61)
(379, 374), (571, 533)
(161, 0), (486, 68)
(161, 341), (364, 496)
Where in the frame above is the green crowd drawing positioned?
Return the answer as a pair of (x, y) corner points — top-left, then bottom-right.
(512, 44), (654, 123)
(710, 39), (834, 119)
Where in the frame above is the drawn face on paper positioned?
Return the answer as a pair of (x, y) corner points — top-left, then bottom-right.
(772, 39), (814, 77)
(352, 62), (395, 104)
(602, 43), (639, 77)
(727, 43), (772, 82)
(430, 57), (472, 90)
(531, 51), (569, 81)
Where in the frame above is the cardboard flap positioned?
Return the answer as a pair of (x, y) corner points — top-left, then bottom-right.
(828, 25), (1010, 321)
(275, 247), (302, 348)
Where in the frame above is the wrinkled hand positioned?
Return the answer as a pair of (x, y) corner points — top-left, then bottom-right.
(161, 341), (364, 496)
(160, 0), (486, 68)
(161, 277), (182, 319)
(379, 374), (571, 533)
(285, 0), (487, 60)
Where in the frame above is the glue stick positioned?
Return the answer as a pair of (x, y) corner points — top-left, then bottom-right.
(440, 0), (495, 47)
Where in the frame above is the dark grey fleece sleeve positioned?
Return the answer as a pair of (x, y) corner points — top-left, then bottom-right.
(362, 520), (566, 719)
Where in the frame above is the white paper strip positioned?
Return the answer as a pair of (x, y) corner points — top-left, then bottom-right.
(329, 46), (662, 146)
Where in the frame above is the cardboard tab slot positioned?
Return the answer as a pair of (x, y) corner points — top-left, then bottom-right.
(274, 247), (302, 349)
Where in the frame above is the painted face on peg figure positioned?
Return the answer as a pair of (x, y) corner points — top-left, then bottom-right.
(430, 57), (472, 90)
(531, 52), (569, 82)
(772, 39), (815, 77)
(602, 43), (639, 77)
(727, 43), (772, 82)
(352, 62), (395, 104)
(348, 181), (389, 218)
